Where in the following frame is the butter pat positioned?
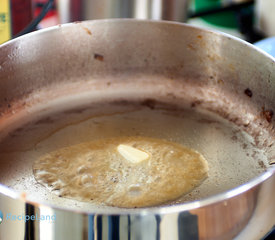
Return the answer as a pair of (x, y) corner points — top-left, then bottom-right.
(117, 144), (149, 163)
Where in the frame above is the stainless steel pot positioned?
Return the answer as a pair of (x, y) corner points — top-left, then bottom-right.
(0, 20), (274, 240)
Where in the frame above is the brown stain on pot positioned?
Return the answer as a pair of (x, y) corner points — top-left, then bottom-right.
(82, 27), (92, 36)
(191, 100), (202, 108)
(35, 117), (55, 125)
(94, 53), (104, 61)
(141, 99), (156, 110)
(262, 107), (273, 123)
(187, 44), (196, 51)
(244, 88), (253, 98)
(258, 160), (266, 169)
(217, 79), (224, 85)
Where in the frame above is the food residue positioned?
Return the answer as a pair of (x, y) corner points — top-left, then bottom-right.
(262, 108), (273, 123)
(244, 88), (253, 98)
(94, 53), (104, 61)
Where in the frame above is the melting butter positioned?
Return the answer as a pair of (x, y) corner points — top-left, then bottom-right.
(33, 136), (209, 208)
(117, 144), (149, 163)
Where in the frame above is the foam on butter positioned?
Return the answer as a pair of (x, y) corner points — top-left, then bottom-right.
(33, 136), (209, 208)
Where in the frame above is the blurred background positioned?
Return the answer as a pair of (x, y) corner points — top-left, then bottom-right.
(0, 0), (274, 44)
(1, 0), (273, 56)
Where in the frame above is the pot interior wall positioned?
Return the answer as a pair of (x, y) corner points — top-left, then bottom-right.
(0, 80), (272, 212)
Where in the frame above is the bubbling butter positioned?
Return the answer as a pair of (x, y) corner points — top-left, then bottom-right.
(33, 136), (209, 208)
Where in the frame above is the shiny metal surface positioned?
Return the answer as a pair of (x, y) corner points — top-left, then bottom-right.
(58, 0), (189, 23)
(0, 20), (274, 239)
(0, 172), (274, 239)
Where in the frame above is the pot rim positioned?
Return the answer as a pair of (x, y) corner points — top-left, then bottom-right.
(2, 18), (275, 62)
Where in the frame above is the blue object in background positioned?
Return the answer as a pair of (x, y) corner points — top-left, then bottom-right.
(254, 37), (275, 58)
(0, 210), (3, 224)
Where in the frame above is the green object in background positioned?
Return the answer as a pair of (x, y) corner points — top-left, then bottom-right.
(194, 0), (238, 29)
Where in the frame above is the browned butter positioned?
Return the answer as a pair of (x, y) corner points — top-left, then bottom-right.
(33, 136), (208, 208)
